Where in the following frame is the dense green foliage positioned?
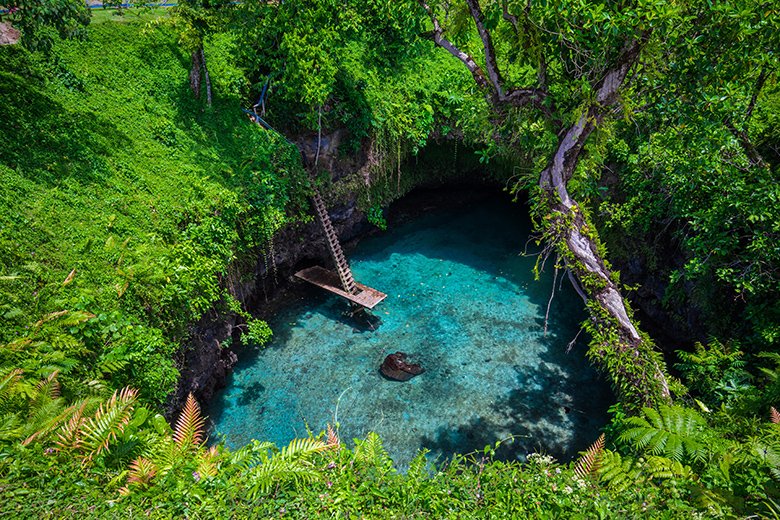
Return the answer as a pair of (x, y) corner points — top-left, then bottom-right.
(0, 0), (89, 50)
(0, 22), (307, 404)
(1, 1), (780, 517)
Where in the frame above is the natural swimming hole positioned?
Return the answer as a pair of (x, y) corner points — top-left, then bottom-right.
(209, 195), (613, 468)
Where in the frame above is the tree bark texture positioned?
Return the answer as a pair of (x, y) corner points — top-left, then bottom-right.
(189, 46), (212, 107)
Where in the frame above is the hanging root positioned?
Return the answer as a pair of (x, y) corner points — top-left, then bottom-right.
(543, 262), (559, 335)
(566, 327), (584, 353)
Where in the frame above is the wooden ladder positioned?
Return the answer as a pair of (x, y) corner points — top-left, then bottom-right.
(311, 188), (357, 295)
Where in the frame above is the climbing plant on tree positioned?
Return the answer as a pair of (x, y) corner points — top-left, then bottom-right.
(417, 0), (676, 407)
(416, 0), (780, 407)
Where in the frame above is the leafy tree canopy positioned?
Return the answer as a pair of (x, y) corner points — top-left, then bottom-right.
(1, 0), (89, 50)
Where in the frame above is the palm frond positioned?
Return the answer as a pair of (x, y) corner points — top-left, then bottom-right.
(173, 393), (206, 450)
(574, 433), (605, 480)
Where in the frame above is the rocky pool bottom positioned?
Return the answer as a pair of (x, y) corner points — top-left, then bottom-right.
(208, 196), (613, 469)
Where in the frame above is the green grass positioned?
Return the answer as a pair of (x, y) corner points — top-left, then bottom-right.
(89, 7), (171, 25)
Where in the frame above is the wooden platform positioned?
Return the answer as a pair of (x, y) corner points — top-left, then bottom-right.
(294, 266), (387, 310)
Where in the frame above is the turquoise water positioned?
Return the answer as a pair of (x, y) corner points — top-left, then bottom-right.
(209, 197), (613, 468)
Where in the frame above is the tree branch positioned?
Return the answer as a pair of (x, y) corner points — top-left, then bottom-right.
(420, 0), (550, 113)
(465, 0), (505, 97)
(501, 0), (519, 34)
(745, 66), (768, 123)
(418, 0), (490, 90)
(724, 119), (766, 168)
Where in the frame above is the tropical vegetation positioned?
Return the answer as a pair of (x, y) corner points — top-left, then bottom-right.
(0, 0), (779, 517)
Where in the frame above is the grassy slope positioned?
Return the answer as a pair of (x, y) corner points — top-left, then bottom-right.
(0, 21), (306, 403)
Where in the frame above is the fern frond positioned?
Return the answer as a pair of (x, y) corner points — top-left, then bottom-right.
(128, 456), (158, 486)
(408, 449), (430, 478)
(34, 310), (69, 327)
(197, 446), (219, 479)
(0, 413), (22, 442)
(280, 437), (327, 461)
(36, 371), (61, 400)
(645, 455), (693, 481)
(119, 457), (158, 495)
(229, 440), (275, 468)
(354, 432), (392, 468)
(619, 405), (707, 463)
(574, 433), (605, 480)
(78, 387), (138, 462)
(598, 449), (644, 493)
(771, 407), (780, 424)
(58, 310), (96, 327)
(248, 456), (320, 499)
(145, 436), (179, 475)
(55, 400), (89, 451)
(326, 423), (340, 449)
(97, 359), (129, 377)
(173, 393), (205, 450)
(0, 369), (23, 411)
(20, 397), (68, 445)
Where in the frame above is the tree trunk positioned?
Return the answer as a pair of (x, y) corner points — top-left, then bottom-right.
(189, 46), (212, 107)
(189, 49), (203, 100)
(538, 37), (671, 406)
(200, 47), (213, 107)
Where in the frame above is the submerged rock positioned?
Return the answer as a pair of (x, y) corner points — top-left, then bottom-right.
(380, 352), (424, 381)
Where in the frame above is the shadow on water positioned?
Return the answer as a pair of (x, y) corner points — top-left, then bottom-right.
(420, 340), (613, 464)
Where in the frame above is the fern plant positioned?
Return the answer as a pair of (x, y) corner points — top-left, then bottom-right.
(354, 431), (393, 472)
(243, 437), (328, 499)
(597, 450), (645, 493)
(574, 433), (605, 481)
(618, 405), (708, 463)
(54, 386), (138, 463)
(173, 393), (206, 451)
(598, 450), (694, 493)
(118, 393), (228, 496)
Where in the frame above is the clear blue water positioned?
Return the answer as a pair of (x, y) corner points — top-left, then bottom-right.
(209, 198), (613, 468)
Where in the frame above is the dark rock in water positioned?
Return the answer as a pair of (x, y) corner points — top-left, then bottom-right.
(380, 352), (424, 381)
